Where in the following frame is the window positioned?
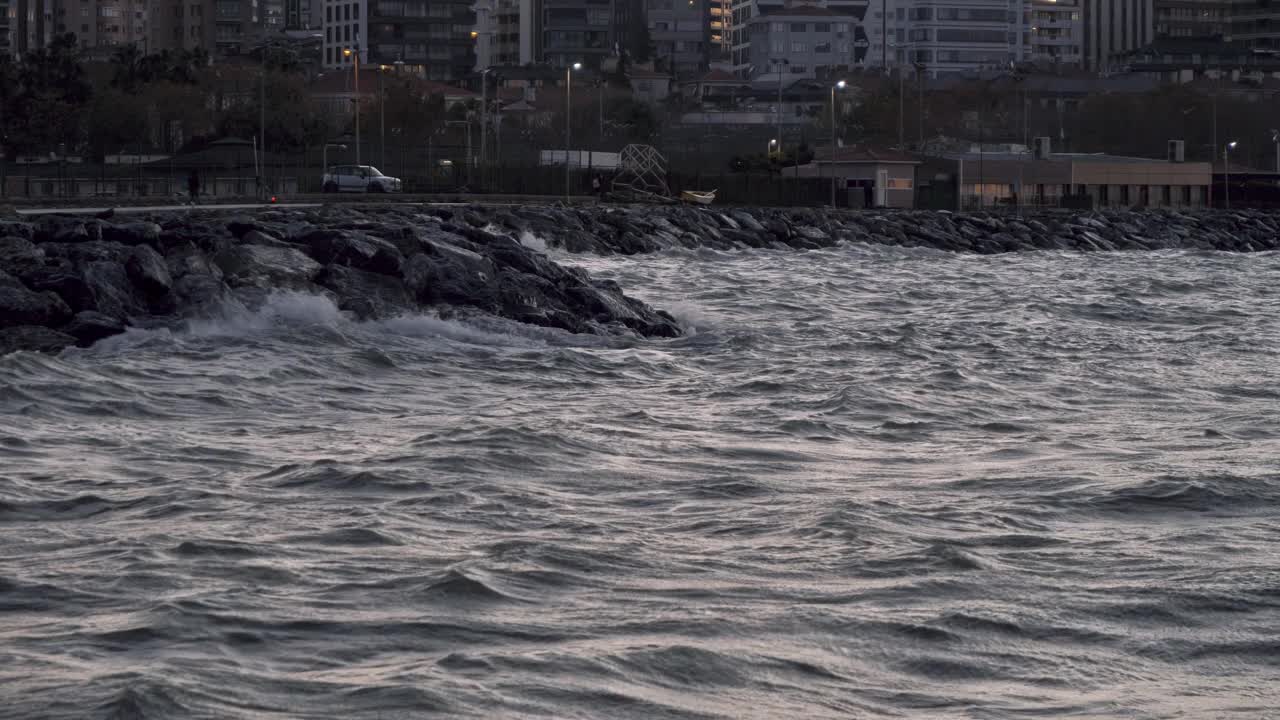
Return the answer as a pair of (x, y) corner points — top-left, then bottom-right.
(790, 65), (805, 74)
(588, 8), (608, 25)
(790, 22), (806, 32)
(343, 4), (349, 20)
(887, 178), (913, 190)
(353, 3), (358, 18)
(791, 40), (806, 52)
(772, 39), (785, 53)
(814, 23), (829, 33)
(771, 21), (783, 33)
(326, 6), (331, 21)
(814, 42), (830, 53)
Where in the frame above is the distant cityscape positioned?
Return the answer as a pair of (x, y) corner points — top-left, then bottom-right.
(1, 0), (1277, 80)
(1, 0), (1278, 209)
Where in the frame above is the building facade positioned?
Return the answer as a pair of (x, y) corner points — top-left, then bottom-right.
(1025, 0), (1082, 66)
(650, 0), (708, 76)
(748, 4), (865, 79)
(1152, 1), (1280, 51)
(322, 0), (475, 81)
(1082, 0), (1154, 70)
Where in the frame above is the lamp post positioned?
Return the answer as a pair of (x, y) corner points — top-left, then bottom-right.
(1224, 140), (1237, 209)
(768, 137), (778, 158)
(771, 58), (789, 164)
(343, 46), (361, 165)
(830, 80), (845, 208)
(565, 62), (581, 202)
(1271, 129), (1279, 174)
(378, 65), (387, 169)
(479, 67), (493, 168)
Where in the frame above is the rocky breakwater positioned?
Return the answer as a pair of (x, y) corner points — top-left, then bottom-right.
(489, 205), (1280, 255)
(0, 208), (682, 354)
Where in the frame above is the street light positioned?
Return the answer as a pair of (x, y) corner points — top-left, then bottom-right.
(1224, 140), (1238, 209)
(565, 62), (581, 202)
(1271, 129), (1279, 174)
(830, 80), (846, 208)
(770, 58), (789, 165)
(343, 46), (361, 165)
(768, 137), (778, 157)
(480, 67), (493, 168)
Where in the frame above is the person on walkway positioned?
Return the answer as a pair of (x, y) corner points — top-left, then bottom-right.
(187, 170), (200, 205)
(592, 174), (602, 199)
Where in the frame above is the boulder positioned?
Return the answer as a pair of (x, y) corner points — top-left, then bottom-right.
(297, 229), (404, 276)
(0, 236), (47, 279)
(102, 221), (162, 247)
(61, 311), (127, 347)
(0, 326), (76, 355)
(404, 241), (499, 308)
(214, 244), (322, 289)
(0, 283), (72, 329)
(317, 264), (413, 320)
(81, 260), (146, 320)
(0, 221), (34, 241)
(126, 245), (174, 301)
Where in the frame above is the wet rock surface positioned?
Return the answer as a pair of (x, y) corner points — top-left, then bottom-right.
(0, 204), (688, 354)
(3, 203), (1278, 355)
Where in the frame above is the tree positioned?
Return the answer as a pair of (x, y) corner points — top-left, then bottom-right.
(7, 34), (92, 156)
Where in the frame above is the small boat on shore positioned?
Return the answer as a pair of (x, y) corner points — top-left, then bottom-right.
(680, 189), (717, 205)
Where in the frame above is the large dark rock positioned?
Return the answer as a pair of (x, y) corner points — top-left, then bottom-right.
(317, 264), (413, 320)
(0, 221), (35, 241)
(125, 245), (174, 312)
(0, 281), (73, 329)
(102, 221), (162, 247)
(0, 326), (76, 355)
(214, 244), (322, 289)
(0, 236), (47, 279)
(61, 311), (127, 347)
(82, 260), (146, 320)
(404, 240), (498, 308)
(297, 229), (404, 276)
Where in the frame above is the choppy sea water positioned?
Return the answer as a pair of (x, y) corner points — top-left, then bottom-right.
(2, 242), (1279, 719)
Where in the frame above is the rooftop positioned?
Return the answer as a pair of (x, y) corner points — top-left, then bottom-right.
(813, 146), (921, 164)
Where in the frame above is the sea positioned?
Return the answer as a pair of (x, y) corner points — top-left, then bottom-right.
(2, 241), (1278, 719)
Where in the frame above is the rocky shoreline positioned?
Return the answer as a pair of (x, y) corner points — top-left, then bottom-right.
(3, 204), (1279, 354)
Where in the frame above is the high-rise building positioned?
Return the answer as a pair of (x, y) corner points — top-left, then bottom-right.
(649, 0), (708, 76)
(1152, 1), (1280, 51)
(1154, 0), (1229, 39)
(286, 0), (324, 29)
(889, 0), (1024, 76)
(537, 0), (636, 69)
(731, 0), (872, 75)
(1081, 0), (1154, 70)
(748, 2), (866, 79)
(13, 0), (54, 57)
(322, 0), (475, 82)
(1025, 0), (1082, 66)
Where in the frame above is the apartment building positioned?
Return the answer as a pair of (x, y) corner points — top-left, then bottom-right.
(890, 1), (1023, 76)
(1025, 0), (1081, 66)
(472, 0), (532, 68)
(747, 3), (864, 79)
(322, 0), (475, 81)
(731, 0), (873, 75)
(650, 0), (708, 76)
(1153, 1), (1280, 50)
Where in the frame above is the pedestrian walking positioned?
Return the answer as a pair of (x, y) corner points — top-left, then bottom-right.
(187, 170), (201, 205)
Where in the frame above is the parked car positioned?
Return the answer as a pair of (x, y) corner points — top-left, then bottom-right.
(321, 165), (402, 193)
